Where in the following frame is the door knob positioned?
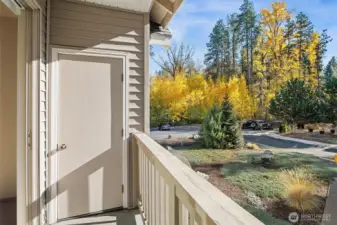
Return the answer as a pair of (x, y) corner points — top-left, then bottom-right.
(60, 144), (67, 150)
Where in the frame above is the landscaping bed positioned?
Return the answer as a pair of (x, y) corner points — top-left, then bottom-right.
(170, 142), (337, 225)
(282, 131), (337, 145)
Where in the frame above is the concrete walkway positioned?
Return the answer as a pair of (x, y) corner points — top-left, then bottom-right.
(247, 132), (337, 161)
(323, 178), (337, 225)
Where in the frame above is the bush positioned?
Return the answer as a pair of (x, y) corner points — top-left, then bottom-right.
(246, 142), (261, 151)
(325, 77), (337, 123)
(269, 79), (320, 124)
(200, 98), (244, 149)
(281, 168), (321, 212)
(279, 124), (291, 133)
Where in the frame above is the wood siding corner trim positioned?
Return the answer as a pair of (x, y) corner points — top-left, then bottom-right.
(143, 13), (150, 135)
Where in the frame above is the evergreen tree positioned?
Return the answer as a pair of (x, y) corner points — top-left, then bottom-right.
(325, 77), (337, 123)
(228, 13), (241, 76)
(315, 29), (332, 90)
(269, 79), (319, 124)
(324, 56), (337, 85)
(200, 98), (243, 149)
(295, 12), (314, 78)
(223, 26), (232, 78)
(204, 19), (226, 79)
(238, 0), (259, 87)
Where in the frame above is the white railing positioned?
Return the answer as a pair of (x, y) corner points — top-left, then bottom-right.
(133, 133), (264, 225)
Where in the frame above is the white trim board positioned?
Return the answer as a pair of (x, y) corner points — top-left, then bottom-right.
(48, 47), (130, 224)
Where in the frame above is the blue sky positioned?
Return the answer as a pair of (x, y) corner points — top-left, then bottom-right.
(150, 0), (337, 75)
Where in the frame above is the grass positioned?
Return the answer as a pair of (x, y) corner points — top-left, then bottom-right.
(172, 142), (235, 165)
(172, 142), (337, 224)
(175, 144), (337, 199)
(222, 164), (284, 198)
(219, 151), (337, 198)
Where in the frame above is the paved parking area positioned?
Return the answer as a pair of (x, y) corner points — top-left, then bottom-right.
(150, 125), (337, 160)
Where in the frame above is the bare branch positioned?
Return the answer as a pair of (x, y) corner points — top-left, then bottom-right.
(151, 43), (195, 77)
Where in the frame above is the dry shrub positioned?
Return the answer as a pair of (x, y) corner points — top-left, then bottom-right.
(281, 168), (321, 212)
(246, 142), (261, 151)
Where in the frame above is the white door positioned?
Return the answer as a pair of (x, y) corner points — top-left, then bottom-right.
(56, 54), (124, 220)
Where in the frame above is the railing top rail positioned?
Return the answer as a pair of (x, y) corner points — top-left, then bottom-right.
(133, 132), (264, 225)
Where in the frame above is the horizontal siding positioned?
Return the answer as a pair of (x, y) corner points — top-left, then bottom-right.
(51, 0), (143, 21)
(50, 0), (145, 132)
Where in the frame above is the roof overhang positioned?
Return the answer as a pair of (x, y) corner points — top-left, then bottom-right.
(150, 0), (183, 28)
(64, 0), (183, 28)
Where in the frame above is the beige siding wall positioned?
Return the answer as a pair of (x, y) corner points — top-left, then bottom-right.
(50, 0), (146, 132)
(0, 16), (17, 199)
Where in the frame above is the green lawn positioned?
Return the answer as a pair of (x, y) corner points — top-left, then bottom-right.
(172, 142), (236, 165)
(221, 151), (337, 198)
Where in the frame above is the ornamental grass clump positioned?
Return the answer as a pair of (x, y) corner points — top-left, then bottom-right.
(281, 168), (321, 212)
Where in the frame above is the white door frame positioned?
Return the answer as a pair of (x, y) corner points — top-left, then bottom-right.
(48, 47), (130, 224)
(16, 1), (44, 224)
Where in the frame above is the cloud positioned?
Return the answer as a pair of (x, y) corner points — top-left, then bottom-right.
(168, 0), (242, 42)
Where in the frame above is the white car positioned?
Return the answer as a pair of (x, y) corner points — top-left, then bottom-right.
(159, 124), (171, 131)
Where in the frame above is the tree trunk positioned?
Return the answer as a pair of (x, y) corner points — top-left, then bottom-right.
(250, 41), (254, 89)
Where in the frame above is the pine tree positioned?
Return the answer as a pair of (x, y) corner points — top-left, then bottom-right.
(228, 13), (241, 76)
(238, 0), (259, 87)
(204, 19), (226, 79)
(295, 12), (314, 78)
(223, 26), (232, 78)
(324, 56), (337, 85)
(269, 79), (319, 124)
(325, 77), (337, 123)
(200, 98), (243, 149)
(315, 29), (332, 90)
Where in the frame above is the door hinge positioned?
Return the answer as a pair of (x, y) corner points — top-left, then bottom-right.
(122, 129), (124, 137)
(122, 184), (124, 193)
(121, 73), (124, 82)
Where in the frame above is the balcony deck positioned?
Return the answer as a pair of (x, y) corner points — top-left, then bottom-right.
(55, 209), (143, 225)
(132, 132), (264, 225)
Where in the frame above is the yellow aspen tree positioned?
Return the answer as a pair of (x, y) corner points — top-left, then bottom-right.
(307, 32), (320, 86)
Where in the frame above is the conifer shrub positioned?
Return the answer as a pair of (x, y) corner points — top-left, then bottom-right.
(200, 98), (244, 149)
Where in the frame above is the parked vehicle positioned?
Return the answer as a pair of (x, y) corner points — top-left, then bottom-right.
(253, 120), (272, 130)
(242, 120), (255, 129)
(242, 120), (273, 130)
(158, 123), (171, 131)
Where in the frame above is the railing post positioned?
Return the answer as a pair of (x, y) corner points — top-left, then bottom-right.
(168, 183), (180, 225)
(131, 134), (139, 208)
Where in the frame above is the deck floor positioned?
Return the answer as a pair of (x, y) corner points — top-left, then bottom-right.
(56, 209), (143, 225)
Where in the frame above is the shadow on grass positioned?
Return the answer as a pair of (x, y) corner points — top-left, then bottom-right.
(173, 141), (207, 150)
